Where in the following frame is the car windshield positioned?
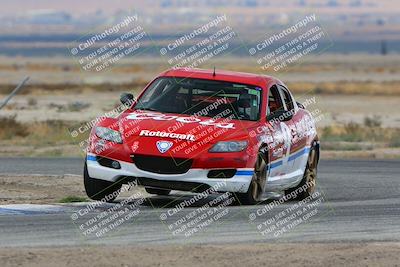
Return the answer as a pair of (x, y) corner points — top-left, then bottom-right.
(134, 77), (262, 121)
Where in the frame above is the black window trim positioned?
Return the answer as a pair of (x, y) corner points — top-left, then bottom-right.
(267, 84), (285, 115)
(277, 84), (296, 113)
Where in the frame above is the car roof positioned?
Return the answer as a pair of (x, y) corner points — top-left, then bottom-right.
(159, 68), (283, 89)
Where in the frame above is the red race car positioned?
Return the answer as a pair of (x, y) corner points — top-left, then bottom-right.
(85, 68), (319, 204)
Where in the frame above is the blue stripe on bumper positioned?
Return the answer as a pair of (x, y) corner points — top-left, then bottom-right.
(86, 155), (97, 161)
(235, 170), (254, 176)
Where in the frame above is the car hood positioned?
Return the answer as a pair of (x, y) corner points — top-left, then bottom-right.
(118, 110), (258, 156)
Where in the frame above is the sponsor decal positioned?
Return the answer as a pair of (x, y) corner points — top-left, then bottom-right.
(131, 141), (139, 152)
(126, 112), (235, 129)
(139, 130), (196, 141)
(156, 140), (173, 153)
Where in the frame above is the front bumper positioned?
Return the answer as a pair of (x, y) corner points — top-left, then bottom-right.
(86, 153), (253, 193)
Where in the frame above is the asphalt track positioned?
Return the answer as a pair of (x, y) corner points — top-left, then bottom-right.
(0, 158), (399, 247)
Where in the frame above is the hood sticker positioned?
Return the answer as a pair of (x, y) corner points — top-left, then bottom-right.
(140, 130), (196, 141)
(126, 112), (235, 129)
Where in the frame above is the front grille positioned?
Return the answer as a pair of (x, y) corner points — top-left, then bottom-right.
(207, 169), (236, 178)
(96, 156), (121, 169)
(132, 155), (192, 174)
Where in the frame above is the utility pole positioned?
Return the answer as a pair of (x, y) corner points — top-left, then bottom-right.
(0, 77), (30, 110)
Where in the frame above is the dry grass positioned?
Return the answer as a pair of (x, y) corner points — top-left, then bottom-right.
(0, 115), (29, 139)
(0, 81), (148, 95)
(288, 81), (400, 96)
(59, 196), (88, 203)
(0, 116), (78, 145)
(0, 117), (87, 156)
(321, 122), (400, 147)
(1, 54), (400, 96)
(26, 121), (74, 145)
(1, 80), (399, 96)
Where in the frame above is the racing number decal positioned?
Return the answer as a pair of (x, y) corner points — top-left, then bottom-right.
(280, 122), (292, 165)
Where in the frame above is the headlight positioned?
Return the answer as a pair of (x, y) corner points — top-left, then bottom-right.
(95, 127), (122, 144)
(209, 141), (248, 152)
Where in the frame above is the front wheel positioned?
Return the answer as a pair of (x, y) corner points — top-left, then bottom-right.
(84, 162), (122, 202)
(235, 152), (268, 205)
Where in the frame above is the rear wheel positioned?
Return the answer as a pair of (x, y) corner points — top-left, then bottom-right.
(284, 144), (318, 200)
(84, 162), (122, 202)
(145, 187), (171, 195)
(235, 151), (268, 205)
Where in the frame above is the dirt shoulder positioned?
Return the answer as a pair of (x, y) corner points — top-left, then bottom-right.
(0, 174), (147, 204)
(0, 174), (85, 204)
(0, 242), (399, 267)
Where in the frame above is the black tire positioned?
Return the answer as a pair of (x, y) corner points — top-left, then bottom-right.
(84, 162), (122, 202)
(235, 151), (268, 205)
(145, 187), (171, 196)
(284, 144), (318, 200)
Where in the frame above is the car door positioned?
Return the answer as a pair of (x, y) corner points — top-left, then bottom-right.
(277, 85), (308, 182)
(265, 85), (292, 182)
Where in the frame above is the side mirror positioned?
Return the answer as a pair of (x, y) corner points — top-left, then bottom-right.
(267, 110), (293, 122)
(296, 101), (305, 109)
(120, 93), (135, 106)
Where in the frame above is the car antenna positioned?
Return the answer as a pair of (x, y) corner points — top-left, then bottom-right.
(213, 66), (216, 77)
